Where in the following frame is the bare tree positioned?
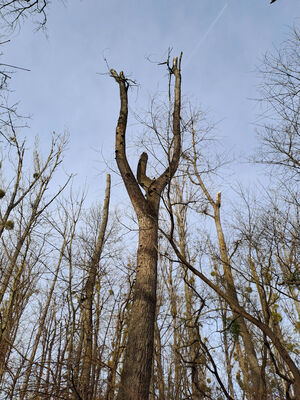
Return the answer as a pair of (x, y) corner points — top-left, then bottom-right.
(110, 53), (182, 400)
(256, 27), (300, 180)
(0, 0), (50, 29)
(150, 99), (300, 398)
(80, 174), (111, 400)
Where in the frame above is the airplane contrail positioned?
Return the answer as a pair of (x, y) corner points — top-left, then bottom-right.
(185, 2), (229, 67)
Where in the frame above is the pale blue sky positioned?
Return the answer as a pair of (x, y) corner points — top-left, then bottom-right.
(3, 0), (300, 203)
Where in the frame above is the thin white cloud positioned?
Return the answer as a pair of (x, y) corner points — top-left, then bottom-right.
(185, 2), (229, 67)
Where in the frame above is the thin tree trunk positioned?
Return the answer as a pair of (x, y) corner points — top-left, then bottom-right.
(105, 293), (131, 400)
(154, 321), (166, 400)
(214, 203), (265, 400)
(20, 239), (65, 399)
(80, 174), (111, 400)
(168, 261), (181, 400)
(167, 235), (300, 399)
(188, 150), (265, 399)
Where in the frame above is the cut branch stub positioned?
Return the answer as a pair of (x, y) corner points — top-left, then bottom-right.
(172, 52), (182, 76)
(110, 69), (123, 83)
(216, 191), (221, 208)
(137, 152), (154, 191)
(110, 69), (137, 89)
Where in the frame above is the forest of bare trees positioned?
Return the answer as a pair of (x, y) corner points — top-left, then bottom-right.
(0, 3), (299, 400)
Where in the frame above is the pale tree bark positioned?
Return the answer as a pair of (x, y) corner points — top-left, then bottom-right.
(214, 201), (264, 399)
(154, 320), (166, 400)
(218, 297), (235, 399)
(64, 201), (86, 399)
(0, 135), (69, 385)
(110, 53), (182, 400)
(236, 193), (300, 399)
(171, 178), (234, 399)
(19, 239), (64, 399)
(167, 261), (181, 400)
(186, 129), (265, 399)
(80, 174), (111, 400)
(248, 250), (297, 397)
(173, 178), (205, 400)
(17, 197), (82, 398)
(105, 290), (131, 400)
(161, 121), (300, 397)
(164, 228), (300, 399)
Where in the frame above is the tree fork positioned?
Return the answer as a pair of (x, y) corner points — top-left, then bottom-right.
(111, 53), (182, 400)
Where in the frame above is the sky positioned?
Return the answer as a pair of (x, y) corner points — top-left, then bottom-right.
(3, 0), (300, 207)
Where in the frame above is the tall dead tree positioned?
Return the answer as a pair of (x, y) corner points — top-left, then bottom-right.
(80, 174), (111, 400)
(110, 53), (182, 400)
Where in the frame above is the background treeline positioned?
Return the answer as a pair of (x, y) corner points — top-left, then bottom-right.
(0, 3), (299, 399)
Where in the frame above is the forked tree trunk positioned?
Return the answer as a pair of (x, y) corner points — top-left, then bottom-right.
(110, 53), (182, 400)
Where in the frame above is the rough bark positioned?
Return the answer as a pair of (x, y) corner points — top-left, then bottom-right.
(110, 53), (182, 400)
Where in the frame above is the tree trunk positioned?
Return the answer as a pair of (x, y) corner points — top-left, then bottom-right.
(81, 174), (111, 400)
(117, 215), (158, 400)
(154, 321), (166, 400)
(111, 53), (182, 400)
(168, 236), (300, 400)
(188, 155), (265, 399)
